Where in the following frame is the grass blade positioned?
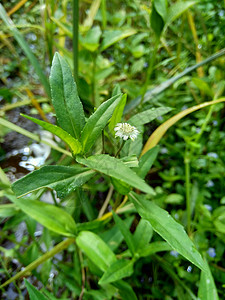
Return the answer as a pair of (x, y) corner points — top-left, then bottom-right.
(142, 98), (225, 154)
(0, 4), (50, 97)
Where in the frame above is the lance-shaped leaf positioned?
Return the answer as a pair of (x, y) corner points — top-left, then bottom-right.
(129, 192), (206, 271)
(12, 165), (95, 198)
(76, 231), (117, 272)
(80, 94), (122, 153)
(108, 93), (127, 134)
(100, 29), (137, 51)
(134, 146), (159, 179)
(129, 107), (172, 126)
(112, 211), (136, 256)
(133, 219), (153, 251)
(76, 155), (155, 195)
(99, 259), (134, 285)
(164, 1), (196, 32)
(21, 114), (82, 156)
(50, 52), (85, 139)
(198, 259), (219, 300)
(24, 279), (48, 300)
(8, 195), (76, 236)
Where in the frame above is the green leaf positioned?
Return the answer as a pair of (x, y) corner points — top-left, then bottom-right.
(108, 94), (127, 134)
(8, 195), (76, 237)
(133, 219), (153, 251)
(129, 192), (206, 271)
(50, 52), (85, 139)
(112, 84), (121, 97)
(150, 5), (164, 38)
(100, 217), (134, 251)
(76, 155), (155, 195)
(12, 165), (95, 199)
(154, 0), (168, 21)
(139, 241), (172, 257)
(0, 204), (19, 218)
(129, 107), (172, 126)
(111, 177), (131, 195)
(198, 259), (219, 300)
(0, 5), (50, 97)
(21, 114), (82, 156)
(99, 259), (134, 285)
(112, 211), (136, 255)
(164, 1), (196, 31)
(76, 231), (116, 272)
(80, 26), (102, 52)
(24, 279), (48, 300)
(100, 29), (137, 51)
(80, 94), (122, 153)
(113, 280), (137, 300)
(192, 78), (213, 97)
(134, 146), (159, 179)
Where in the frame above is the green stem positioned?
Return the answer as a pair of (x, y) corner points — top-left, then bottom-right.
(92, 53), (97, 106)
(73, 0), (79, 85)
(0, 238), (75, 289)
(194, 105), (215, 144)
(140, 37), (160, 108)
(185, 149), (191, 235)
(115, 140), (125, 158)
(101, 0), (107, 30)
(98, 185), (114, 219)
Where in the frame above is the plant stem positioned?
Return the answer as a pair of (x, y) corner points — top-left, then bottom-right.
(140, 37), (160, 108)
(115, 140), (125, 158)
(98, 185), (114, 218)
(73, 0), (79, 85)
(185, 149), (191, 235)
(0, 238), (75, 289)
(101, 0), (107, 30)
(78, 250), (85, 300)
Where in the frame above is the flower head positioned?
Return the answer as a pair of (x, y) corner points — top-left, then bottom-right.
(114, 123), (139, 141)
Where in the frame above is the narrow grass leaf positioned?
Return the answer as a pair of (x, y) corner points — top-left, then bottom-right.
(0, 117), (71, 157)
(21, 114), (82, 156)
(50, 52), (85, 139)
(76, 231), (116, 272)
(198, 259), (219, 300)
(12, 165), (95, 198)
(0, 4), (50, 97)
(8, 195), (76, 236)
(0, 204), (18, 217)
(99, 259), (134, 285)
(112, 211), (136, 255)
(129, 107), (172, 126)
(24, 279), (48, 300)
(77, 154), (155, 195)
(129, 192), (206, 271)
(80, 94), (122, 153)
(125, 50), (225, 114)
(142, 98), (225, 154)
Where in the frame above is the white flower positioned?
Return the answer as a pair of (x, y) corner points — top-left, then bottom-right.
(114, 123), (139, 141)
